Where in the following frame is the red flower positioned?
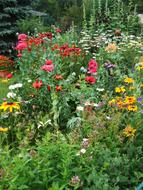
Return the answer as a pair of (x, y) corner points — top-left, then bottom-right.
(54, 75), (63, 80)
(18, 34), (27, 41)
(41, 64), (54, 72)
(6, 73), (13, 79)
(88, 59), (98, 74)
(56, 85), (62, 92)
(56, 28), (62, 33)
(85, 76), (96, 84)
(33, 80), (43, 89)
(47, 85), (51, 91)
(15, 42), (27, 51)
(17, 53), (22, 58)
(45, 59), (53, 65)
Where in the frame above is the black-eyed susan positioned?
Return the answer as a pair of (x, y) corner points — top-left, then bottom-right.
(123, 125), (136, 138)
(0, 102), (20, 112)
(124, 77), (134, 83)
(125, 96), (136, 104)
(127, 105), (138, 112)
(0, 127), (8, 132)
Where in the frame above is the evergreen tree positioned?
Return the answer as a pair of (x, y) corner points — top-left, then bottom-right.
(0, 0), (32, 55)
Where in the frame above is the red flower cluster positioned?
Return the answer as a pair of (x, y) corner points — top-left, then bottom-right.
(85, 59), (98, 84)
(88, 59), (98, 74)
(41, 59), (54, 72)
(52, 43), (81, 57)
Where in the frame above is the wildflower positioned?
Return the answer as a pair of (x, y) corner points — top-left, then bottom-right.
(45, 59), (53, 65)
(125, 96), (136, 104)
(76, 106), (84, 111)
(124, 77), (134, 83)
(0, 127), (8, 132)
(54, 74), (63, 80)
(105, 43), (117, 52)
(9, 83), (23, 90)
(88, 59), (98, 74)
(108, 99), (116, 106)
(7, 92), (16, 99)
(56, 85), (62, 92)
(32, 80), (43, 89)
(70, 176), (81, 186)
(129, 86), (135, 91)
(82, 138), (89, 148)
(55, 28), (62, 33)
(127, 105), (138, 112)
(137, 97), (142, 103)
(115, 86), (126, 93)
(6, 73), (13, 79)
(123, 125), (136, 138)
(41, 64), (54, 72)
(104, 61), (116, 69)
(18, 34), (27, 41)
(0, 102), (20, 112)
(85, 76), (96, 84)
(15, 42), (27, 51)
(47, 85), (51, 91)
(96, 88), (104, 92)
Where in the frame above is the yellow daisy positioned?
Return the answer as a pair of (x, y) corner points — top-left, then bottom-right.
(0, 102), (20, 112)
(0, 127), (8, 132)
(123, 125), (136, 138)
(124, 77), (134, 83)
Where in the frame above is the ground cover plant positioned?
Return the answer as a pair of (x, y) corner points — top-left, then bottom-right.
(0, 0), (143, 190)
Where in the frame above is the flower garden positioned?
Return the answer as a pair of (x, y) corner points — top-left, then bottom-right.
(0, 1), (143, 190)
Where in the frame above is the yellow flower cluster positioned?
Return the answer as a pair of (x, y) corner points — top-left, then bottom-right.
(0, 127), (8, 132)
(115, 86), (126, 93)
(109, 96), (138, 111)
(136, 56), (143, 71)
(123, 125), (136, 138)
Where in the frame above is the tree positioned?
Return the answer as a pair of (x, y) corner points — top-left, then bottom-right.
(0, 0), (32, 55)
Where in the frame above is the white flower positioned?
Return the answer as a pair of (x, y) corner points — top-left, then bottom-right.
(7, 92), (16, 98)
(76, 106), (84, 111)
(96, 88), (104, 92)
(28, 79), (32, 83)
(9, 83), (23, 90)
(84, 101), (91, 106)
(80, 148), (86, 154)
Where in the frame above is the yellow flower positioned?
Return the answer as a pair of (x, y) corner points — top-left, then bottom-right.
(1, 79), (9, 83)
(123, 125), (136, 138)
(108, 99), (116, 106)
(115, 86), (126, 93)
(127, 105), (138, 112)
(0, 102), (20, 112)
(0, 127), (8, 132)
(105, 43), (117, 52)
(124, 77), (134, 83)
(125, 96), (136, 104)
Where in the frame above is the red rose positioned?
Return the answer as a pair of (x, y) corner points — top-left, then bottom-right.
(85, 76), (96, 84)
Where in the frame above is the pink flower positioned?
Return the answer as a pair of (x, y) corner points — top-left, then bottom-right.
(88, 59), (98, 74)
(41, 64), (54, 72)
(18, 34), (27, 41)
(15, 42), (27, 51)
(6, 73), (13, 79)
(33, 80), (43, 89)
(85, 76), (96, 84)
(45, 59), (53, 65)
(56, 28), (62, 33)
(17, 53), (22, 58)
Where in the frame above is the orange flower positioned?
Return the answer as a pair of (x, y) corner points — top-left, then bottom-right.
(105, 43), (117, 52)
(54, 75), (63, 80)
(56, 85), (62, 92)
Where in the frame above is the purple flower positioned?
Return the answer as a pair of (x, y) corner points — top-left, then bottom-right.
(137, 97), (142, 103)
